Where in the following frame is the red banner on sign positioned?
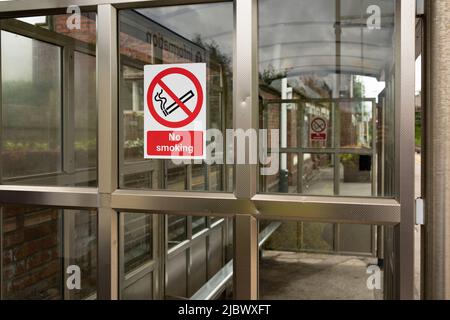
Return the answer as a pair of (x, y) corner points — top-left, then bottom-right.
(310, 132), (327, 141)
(147, 131), (203, 157)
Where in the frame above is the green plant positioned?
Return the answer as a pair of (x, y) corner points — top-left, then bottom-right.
(124, 138), (144, 149)
(340, 154), (358, 168)
(75, 139), (97, 151)
(3, 141), (51, 152)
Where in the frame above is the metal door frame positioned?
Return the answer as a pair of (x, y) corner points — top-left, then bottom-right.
(0, 0), (416, 300)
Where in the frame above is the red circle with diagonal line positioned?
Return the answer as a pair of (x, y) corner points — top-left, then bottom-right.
(311, 117), (326, 133)
(147, 67), (203, 128)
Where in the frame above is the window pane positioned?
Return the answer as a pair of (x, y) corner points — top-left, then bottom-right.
(260, 153), (298, 193)
(258, 0), (396, 197)
(1, 31), (62, 179)
(123, 213), (153, 273)
(340, 100), (373, 149)
(339, 154), (373, 196)
(1, 206), (97, 300)
(74, 52), (97, 177)
(192, 216), (206, 235)
(303, 154), (334, 196)
(119, 3), (233, 192)
(168, 215), (187, 249)
(166, 215), (233, 299)
(1, 13), (97, 186)
(259, 219), (381, 299)
(260, 102), (298, 148)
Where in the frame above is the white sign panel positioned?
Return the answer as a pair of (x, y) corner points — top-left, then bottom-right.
(144, 63), (206, 159)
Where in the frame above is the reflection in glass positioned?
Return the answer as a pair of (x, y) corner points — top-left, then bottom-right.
(260, 102), (298, 148)
(165, 215), (234, 299)
(302, 154), (334, 196)
(123, 213), (153, 273)
(1, 31), (62, 179)
(339, 154), (373, 196)
(1, 206), (97, 300)
(119, 3), (233, 191)
(339, 101), (373, 149)
(191, 164), (207, 191)
(260, 153), (298, 193)
(74, 52), (97, 176)
(192, 216), (207, 235)
(1, 13), (97, 187)
(258, 0), (396, 197)
(168, 215), (188, 249)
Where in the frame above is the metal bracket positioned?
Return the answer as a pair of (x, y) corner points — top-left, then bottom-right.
(415, 197), (425, 225)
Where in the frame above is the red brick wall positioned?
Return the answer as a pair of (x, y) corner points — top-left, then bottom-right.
(52, 14), (96, 45)
(2, 206), (62, 300)
(2, 206), (97, 300)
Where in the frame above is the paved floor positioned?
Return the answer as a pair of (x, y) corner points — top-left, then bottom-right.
(259, 251), (382, 300)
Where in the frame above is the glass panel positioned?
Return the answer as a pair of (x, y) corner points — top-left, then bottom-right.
(301, 222), (334, 251)
(119, 3), (233, 192)
(209, 164), (223, 191)
(260, 153), (298, 193)
(340, 100), (373, 149)
(69, 210), (98, 300)
(74, 52), (97, 177)
(121, 212), (155, 300)
(123, 213), (153, 273)
(191, 164), (206, 191)
(258, 0), (396, 197)
(165, 215), (233, 299)
(192, 216), (206, 235)
(259, 219), (382, 300)
(167, 215), (187, 249)
(1, 206), (97, 300)
(302, 153), (334, 196)
(1, 31), (62, 180)
(260, 102), (298, 148)
(1, 13), (97, 187)
(339, 154), (373, 196)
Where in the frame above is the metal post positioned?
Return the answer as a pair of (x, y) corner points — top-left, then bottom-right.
(395, 0), (416, 300)
(424, 0), (450, 299)
(233, 0), (259, 300)
(234, 0), (258, 199)
(97, 4), (119, 300)
(234, 214), (258, 299)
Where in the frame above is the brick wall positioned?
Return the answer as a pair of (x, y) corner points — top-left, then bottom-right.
(2, 206), (97, 300)
(52, 14), (96, 45)
(2, 206), (62, 299)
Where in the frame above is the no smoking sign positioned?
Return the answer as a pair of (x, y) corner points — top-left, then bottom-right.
(310, 116), (328, 142)
(144, 63), (206, 159)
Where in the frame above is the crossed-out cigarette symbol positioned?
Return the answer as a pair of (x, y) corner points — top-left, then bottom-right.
(311, 117), (327, 133)
(147, 67), (204, 129)
(154, 89), (195, 117)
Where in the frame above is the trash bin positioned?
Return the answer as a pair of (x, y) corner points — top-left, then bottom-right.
(279, 169), (289, 193)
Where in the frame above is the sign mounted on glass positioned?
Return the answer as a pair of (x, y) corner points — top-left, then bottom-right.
(310, 116), (328, 142)
(144, 63), (206, 159)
